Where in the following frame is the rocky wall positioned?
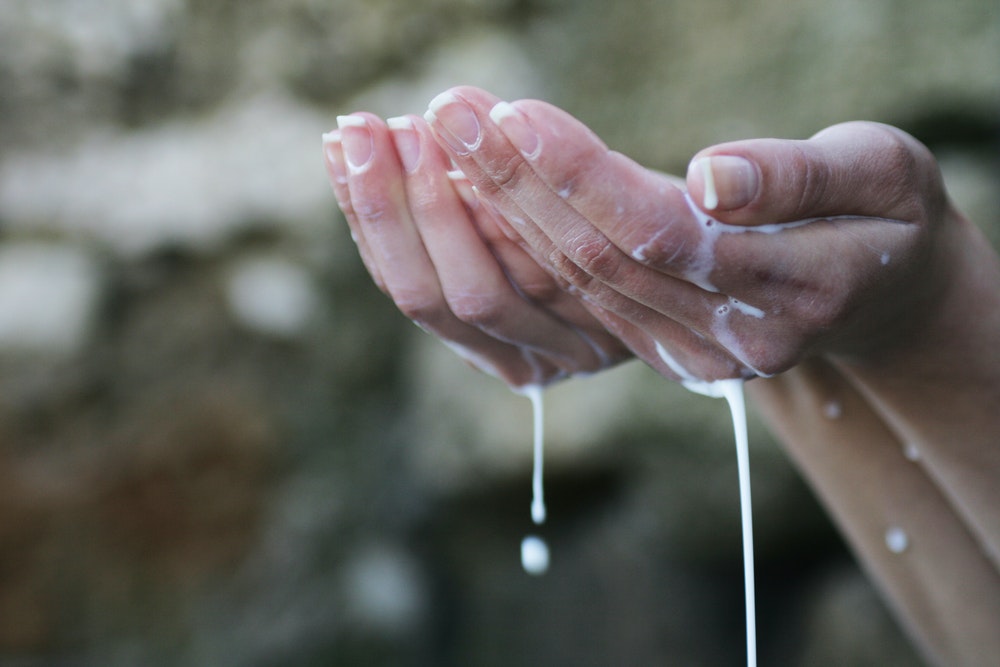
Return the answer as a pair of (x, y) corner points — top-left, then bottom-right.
(0, 1), (996, 665)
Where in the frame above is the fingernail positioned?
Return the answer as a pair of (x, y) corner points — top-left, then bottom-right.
(321, 130), (348, 185)
(388, 116), (421, 173)
(489, 101), (540, 159)
(426, 92), (481, 154)
(690, 156), (758, 210)
(337, 115), (373, 172)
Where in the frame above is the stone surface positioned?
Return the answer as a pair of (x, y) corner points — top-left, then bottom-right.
(0, 0), (995, 665)
(0, 243), (103, 355)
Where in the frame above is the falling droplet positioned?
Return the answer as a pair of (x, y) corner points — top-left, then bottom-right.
(521, 535), (549, 575)
(521, 385), (546, 526)
(516, 385), (548, 575)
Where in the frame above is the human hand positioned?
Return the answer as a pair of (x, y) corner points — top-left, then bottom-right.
(419, 86), (953, 382)
(322, 112), (631, 389)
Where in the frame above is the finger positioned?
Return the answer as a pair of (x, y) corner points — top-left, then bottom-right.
(321, 128), (385, 291)
(423, 86), (720, 337)
(424, 87), (869, 379)
(429, 88), (709, 278)
(388, 114), (611, 375)
(680, 124), (939, 334)
(676, 123), (942, 375)
(337, 113), (442, 310)
(686, 121), (944, 225)
(337, 112), (550, 385)
(469, 186), (751, 379)
(468, 195), (634, 369)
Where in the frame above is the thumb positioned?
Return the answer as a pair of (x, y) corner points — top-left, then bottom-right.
(685, 121), (944, 225)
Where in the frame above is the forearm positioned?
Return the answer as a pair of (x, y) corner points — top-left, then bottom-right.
(832, 212), (1000, 570)
(749, 358), (1000, 667)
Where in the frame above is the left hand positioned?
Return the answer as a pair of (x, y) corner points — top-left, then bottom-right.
(421, 86), (950, 382)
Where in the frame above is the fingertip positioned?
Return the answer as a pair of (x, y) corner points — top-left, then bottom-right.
(386, 115), (414, 130)
(387, 115), (421, 173)
(321, 129), (341, 146)
(336, 114), (376, 172)
(321, 130), (345, 177)
(686, 154), (759, 212)
(425, 90), (458, 123)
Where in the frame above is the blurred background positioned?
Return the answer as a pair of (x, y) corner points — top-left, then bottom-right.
(0, 1), (996, 665)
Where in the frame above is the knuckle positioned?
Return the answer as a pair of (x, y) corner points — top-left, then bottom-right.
(874, 127), (919, 183)
(713, 307), (819, 378)
(791, 144), (829, 216)
(689, 351), (750, 382)
(872, 125), (941, 218)
(352, 197), (391, 225)
(547, 248), (594, 292)
(567, 234), (622, 283)
(407, 186), (444, 214)
(827, 121), (942, 220)
(748, 347), (797, 378)
(446, 291), (505, 329)
(516, 276), (565, 306)
(394, 290), (445, 328)
(728, 337), (798, 378)
(486, 152), (531, 195)
(791, 287), (848, 333)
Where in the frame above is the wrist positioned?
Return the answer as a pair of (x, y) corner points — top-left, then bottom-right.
(831, 208), (1000, 389)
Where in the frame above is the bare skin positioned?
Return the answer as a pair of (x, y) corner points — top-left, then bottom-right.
(322, 86), (1000, 666)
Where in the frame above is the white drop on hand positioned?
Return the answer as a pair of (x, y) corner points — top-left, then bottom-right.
(885, 526), (909, 554)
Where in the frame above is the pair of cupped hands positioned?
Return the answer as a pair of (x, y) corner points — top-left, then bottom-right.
(323, 86), (952, 389)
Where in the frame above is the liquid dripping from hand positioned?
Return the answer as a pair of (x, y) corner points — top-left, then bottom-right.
(654, 343), (756, 667)
(717, 379), (757, 667)
(512, 175), (760, 659)
(519, 385), (549, 575)
(686, 176), (757, 666)
(516, 376), (754, 667)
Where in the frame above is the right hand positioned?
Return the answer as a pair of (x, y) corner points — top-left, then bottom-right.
(323, 112), (632, 389)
